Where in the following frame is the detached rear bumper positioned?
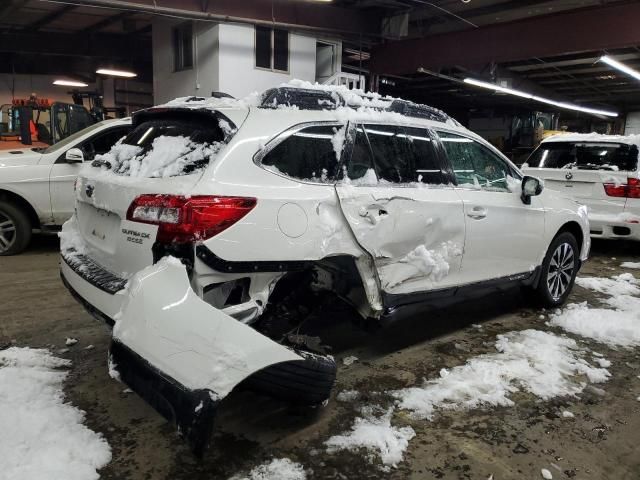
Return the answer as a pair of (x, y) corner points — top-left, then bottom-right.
(61, 253), (302, 454)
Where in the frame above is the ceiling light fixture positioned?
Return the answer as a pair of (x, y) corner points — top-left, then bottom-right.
(600, 55), (640, 82)
(53, 79), (89, 87)
(96, 68), (137, 78)
(463, 77), (618, 117)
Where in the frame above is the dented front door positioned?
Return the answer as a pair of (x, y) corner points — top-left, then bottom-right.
(335, 124), (466, 295)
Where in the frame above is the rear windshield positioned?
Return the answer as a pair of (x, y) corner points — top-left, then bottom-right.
(93, 116), (232, 177)
(527, 142), (638, 171)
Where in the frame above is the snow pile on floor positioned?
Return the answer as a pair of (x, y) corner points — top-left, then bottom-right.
(229, 458), (306, 480)
(0, 347), (111, 480)
(621, 261), (640, 269)
(552, 274), (640, 348)
(325, 407), (415, 467)
(393, 329), (608, 420)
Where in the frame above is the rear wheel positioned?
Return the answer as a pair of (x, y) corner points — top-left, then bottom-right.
(532, 232), (579, 308)
(0, 201), (31, 256)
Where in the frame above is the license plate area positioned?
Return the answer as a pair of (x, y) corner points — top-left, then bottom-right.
(77, 202), (121, 254)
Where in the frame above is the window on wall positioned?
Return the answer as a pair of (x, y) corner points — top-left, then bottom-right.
(255, 26), (289, 72)
(173, 22), (193, 72)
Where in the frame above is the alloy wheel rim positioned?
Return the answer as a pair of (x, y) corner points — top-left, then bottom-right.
(0, 211), (16, 253)
(547, 242), (575, 301)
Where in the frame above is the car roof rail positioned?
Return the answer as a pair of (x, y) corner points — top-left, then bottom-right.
(258, 86), (452, 124)
(260, 87), (343, 110)
(386, 99), (450, 123)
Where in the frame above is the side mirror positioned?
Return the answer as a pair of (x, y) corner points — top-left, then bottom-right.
(521, 175), (544, 205)
(65, 148), (84, 164)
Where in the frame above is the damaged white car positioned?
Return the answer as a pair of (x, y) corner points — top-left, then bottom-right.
(59, 84), (590, 454)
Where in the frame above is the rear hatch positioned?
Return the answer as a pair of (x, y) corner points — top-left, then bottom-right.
(522, 140), (639, 217)
(72, 107), (247, 279)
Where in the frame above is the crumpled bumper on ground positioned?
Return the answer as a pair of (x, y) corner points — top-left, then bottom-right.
(62, 255), (301, 454)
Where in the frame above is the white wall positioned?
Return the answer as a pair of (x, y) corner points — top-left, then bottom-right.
(0, 73), (97, 107)
(217, 23), (318, 98)
(152, 19), (220, 104)
(625, 112), (640, 135)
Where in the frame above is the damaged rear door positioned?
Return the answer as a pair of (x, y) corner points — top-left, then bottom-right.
(335, 123), (466, 297)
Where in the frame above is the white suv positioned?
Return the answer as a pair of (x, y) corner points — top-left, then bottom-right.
(59, 85), (589, 454)
(0, 118), (131, 255)
(523, 133), (640, 241)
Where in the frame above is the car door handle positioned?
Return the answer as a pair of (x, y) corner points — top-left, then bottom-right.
(467, 206), (487, 219)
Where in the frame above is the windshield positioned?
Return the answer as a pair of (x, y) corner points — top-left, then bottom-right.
(527, 142), (638, 171)
(94, 116), (231, 177)
(41, 120), (114, 154)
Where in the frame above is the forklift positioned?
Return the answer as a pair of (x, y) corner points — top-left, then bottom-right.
(0, 94), (97, 150)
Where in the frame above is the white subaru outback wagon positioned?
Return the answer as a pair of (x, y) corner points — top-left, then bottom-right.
(60, 84), (589, 454)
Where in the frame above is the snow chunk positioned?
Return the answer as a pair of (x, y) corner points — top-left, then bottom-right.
(325, 407), (415, 467)
(621, 262), (640, 269)
(393, 329), (609, 420)
(541, 468), (553, 479)
(107, 354), (121, 382)
(0, 347), (111, 479)
(337, 390), (360, 402)
(229, 458), (306, 480)
(343, 356), (359, 366)
(65, 337), (78, 346)
(562, 410), (575, 418)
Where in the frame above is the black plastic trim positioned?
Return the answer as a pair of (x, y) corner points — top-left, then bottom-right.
(196, 245), (313, 273)
(380, 268), (540, 326)
(110, 340), (218, 456)
(61, 250), (127, 294)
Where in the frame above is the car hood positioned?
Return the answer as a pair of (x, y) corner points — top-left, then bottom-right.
(0, 148), (43, 167)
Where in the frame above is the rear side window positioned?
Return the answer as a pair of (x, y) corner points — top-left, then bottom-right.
(363, 124), (413, 183)
(261, 125), (341, 183)
(437, 131), (511, 191)
(95, 117), (229, 177)
(402, 126), (446, 184)
(527, 142), (639, 171)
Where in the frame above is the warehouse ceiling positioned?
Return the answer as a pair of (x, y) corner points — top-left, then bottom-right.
(1, 0), (639, 114)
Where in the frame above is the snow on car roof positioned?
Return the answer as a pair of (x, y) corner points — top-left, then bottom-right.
(542, 132), (640, 148)
(153, 79), (460, 127)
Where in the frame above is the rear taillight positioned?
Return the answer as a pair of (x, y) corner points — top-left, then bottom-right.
(127, 195), (257, 244)
(603, 177), (640, 198)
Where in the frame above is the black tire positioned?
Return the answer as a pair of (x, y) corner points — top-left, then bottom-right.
(241, 349), (337, 406)
(0, 201), (32, 256)
(531, 231), (579, 308)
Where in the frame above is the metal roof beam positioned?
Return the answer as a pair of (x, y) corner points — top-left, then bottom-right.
(370, 3), (640, 75)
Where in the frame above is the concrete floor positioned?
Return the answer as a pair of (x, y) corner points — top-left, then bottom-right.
(1, 236), (639, 480)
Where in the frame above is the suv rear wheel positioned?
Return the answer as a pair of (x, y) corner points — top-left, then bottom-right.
(0, 201), (31, 256)
(532, 231), (579, 307)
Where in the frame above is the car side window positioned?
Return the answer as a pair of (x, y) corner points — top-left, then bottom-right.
(261, 125), (341, 183)
(341, 125), (378, 184)
(401, 126), (447, 185)
(363, 124), (413, 183)
(81, 127), (131, 161)
(437, 131), (510, 192)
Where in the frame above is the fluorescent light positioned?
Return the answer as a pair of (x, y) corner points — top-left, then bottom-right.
(600, 55), (640, 82)
(53, 79), (88, 87)
(463, 77), (618, 117)
(96, 68), (137, 78)
(463, 78), (533, 99)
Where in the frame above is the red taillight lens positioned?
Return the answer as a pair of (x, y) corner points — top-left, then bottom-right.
(603, 177), (640, 198)
(127, 195), (257, 243)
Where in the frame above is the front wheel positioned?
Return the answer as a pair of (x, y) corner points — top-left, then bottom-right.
(0, 201), (32, 256)
(531, 232), (579, 308)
